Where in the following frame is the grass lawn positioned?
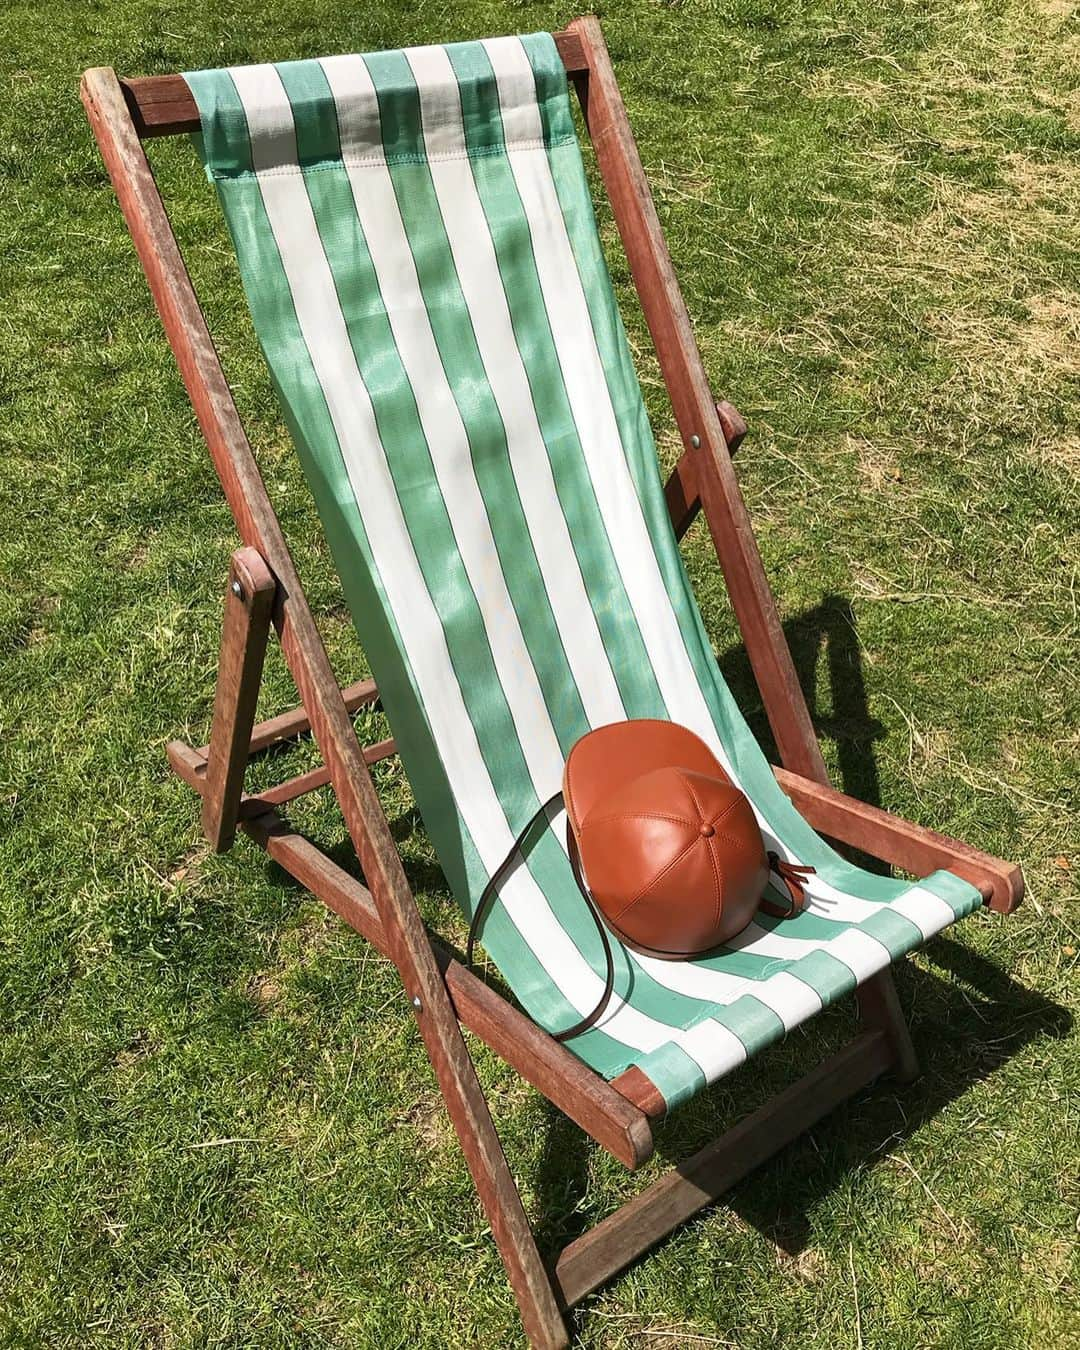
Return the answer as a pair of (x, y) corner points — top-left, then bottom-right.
(2, 0), (1078, 1345)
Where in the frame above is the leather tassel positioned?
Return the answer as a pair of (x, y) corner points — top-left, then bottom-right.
(760, 852), (816, 918)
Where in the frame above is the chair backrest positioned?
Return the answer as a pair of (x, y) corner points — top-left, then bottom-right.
(183, 33), (768, 909)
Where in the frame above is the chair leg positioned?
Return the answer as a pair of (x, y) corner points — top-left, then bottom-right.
(856, 967), (919, 1082)
(201, 547), (276, 852)
(438, 1090), (570, 1349)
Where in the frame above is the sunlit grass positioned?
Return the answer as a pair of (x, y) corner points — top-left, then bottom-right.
(1, 0), (1077, 1345)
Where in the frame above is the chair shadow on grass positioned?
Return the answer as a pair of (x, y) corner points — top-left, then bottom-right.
(524, 595), (1069, 1268)
(261, 594), (1069, 1286)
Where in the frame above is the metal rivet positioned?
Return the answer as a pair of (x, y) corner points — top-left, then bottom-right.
(690, 434), (701, 449)
(230, 579), (244, 601)
(411, 995), (422, 1011)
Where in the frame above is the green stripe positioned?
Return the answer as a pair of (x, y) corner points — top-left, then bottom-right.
(918, 869), (985, 917)
(639, 1043), (707, 1112)
(791, 950), (859, 1003)
(187, 67), (254, 177)
(751, 904), (920, 952)
(716, 996), (786, 1054)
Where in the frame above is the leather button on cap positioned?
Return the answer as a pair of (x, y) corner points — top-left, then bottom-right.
(699, 824), (714, 837)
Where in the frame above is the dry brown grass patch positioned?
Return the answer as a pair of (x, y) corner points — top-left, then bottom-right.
(926, 291), (1080, 387)
(1029, 433), (1080, 474)
(850, 435), (903, 491)
(399, 1092), (452, 1153)
(247, 971), (282, 1010)
(165, 841), (209, 888)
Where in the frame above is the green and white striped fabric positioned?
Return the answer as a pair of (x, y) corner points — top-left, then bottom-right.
(184, 33), (982, 1112)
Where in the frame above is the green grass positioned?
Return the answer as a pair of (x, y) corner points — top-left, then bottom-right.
(2, 0), (1078, 1345)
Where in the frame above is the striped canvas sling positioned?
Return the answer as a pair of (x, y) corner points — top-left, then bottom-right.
(183, 33), (982, 1113)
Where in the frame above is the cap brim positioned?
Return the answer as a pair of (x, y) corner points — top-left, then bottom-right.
(562, 718), (727, 831)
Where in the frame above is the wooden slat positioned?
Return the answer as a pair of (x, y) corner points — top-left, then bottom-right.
(197, 676), (379, 759)
(246, 738), (396, 809)
(855, 969), (919, 1082)
(773, 766), (1024, 913)
(553, 1030), (892, 1309)
(664, 400), (748, 540)
(714, 399), (748, 454)
(171, 735), (396, 811)
(200, 548), (275, 851)
(120, 27), (588, 138)
(662, 450), (700, 541)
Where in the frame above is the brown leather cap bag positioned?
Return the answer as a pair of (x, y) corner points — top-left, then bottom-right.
(467, 720), (812, 1041)
(563, 721), (769, 959)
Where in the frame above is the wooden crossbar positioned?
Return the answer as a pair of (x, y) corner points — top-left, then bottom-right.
(117, 28), (589, 138)
(776, 768), (1022, 913)
(199, 675), (380, 757)
(171, 735), (397, 818)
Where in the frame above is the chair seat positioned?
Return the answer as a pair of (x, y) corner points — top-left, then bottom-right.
(494, 824), (980, 1109)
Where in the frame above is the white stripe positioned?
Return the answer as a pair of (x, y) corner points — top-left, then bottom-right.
(234, 65), (301, 170)
(482, 37), (548, 144)
(724, 920), (830, 962)
(233, 60), (729, 1077)
(825, 930), (892, 983)
(891, 888), (957, 939)
(633, 949), (760, 1006)
(753, 972), (824, 1030)
(404, 43), (627, 731)
(408, 47), (461, 157)
(680, 1020), (747, 1080)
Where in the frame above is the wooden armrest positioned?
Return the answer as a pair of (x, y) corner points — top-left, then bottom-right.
(773, 767), (1023, 913)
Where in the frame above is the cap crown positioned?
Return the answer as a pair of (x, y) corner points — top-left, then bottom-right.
(578, 764), (768, 957)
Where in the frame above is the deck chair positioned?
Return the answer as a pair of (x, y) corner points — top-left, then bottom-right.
(82, 17), (1023, 1346)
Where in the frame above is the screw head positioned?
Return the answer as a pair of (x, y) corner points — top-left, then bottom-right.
(690, 434), (701, 449)
(411, 995), (422, 1011)
(230, 579), (244, 601)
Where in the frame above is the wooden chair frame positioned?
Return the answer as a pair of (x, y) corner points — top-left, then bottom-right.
(82, 17), (1023, 1346)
